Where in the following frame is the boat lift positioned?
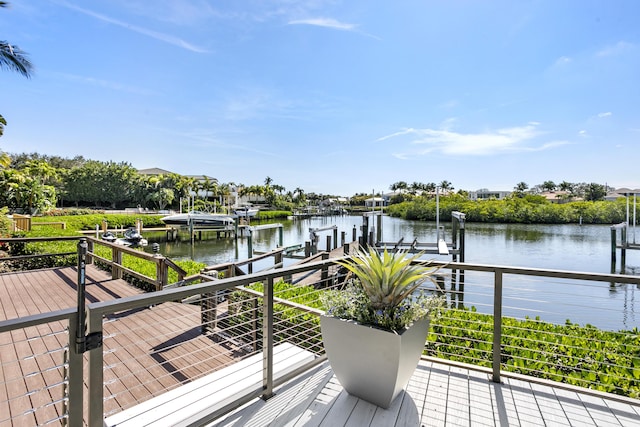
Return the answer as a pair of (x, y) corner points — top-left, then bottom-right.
(244, 223), (283, 259)
(374, 211), (466, 262)
(309, 225), (338, 255)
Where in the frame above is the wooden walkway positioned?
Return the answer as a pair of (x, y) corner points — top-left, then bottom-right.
(291, 246), (351, 287)
(209, 360), (640, 427)
(0, 266), (245, 426)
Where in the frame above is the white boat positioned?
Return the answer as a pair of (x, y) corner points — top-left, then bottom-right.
(234, 206), (259, 218)
(161, 211), (235, 228)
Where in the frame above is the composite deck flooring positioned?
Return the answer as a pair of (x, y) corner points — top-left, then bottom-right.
(0, 266), (246, 426)
(209, 360), (640, 427)
(2, 266), (640, 426)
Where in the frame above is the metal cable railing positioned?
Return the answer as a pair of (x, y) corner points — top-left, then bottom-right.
(2, 251), (639, 425)
(0, 311), (78, 426)
(426, 263), (640, 400)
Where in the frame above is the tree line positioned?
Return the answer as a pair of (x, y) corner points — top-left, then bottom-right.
(389, 179), (610, 202)
(0, 153), (318, 214)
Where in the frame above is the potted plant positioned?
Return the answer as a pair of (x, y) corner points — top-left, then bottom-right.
(320, 246), (443, 408)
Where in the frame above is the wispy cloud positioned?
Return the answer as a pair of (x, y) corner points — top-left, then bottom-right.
(554, 56), (572, 66)
(597, 111), (612, 118)
(54, 1), (208, 53)
(57, 72), (156, 95)
(288, 17), (356, 31)
(288, 17), (380, 39)
(596, 41), (634, 57)
(380, 122), (569, 157)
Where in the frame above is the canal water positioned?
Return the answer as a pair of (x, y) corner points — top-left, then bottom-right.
(144, 215), (640, 331)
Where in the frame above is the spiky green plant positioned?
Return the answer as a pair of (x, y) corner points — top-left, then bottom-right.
(322, 246), (443, 332)
(337, 246), (440, 310)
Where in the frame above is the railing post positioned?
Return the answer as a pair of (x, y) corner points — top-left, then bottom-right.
(321, 253), (329, 284)
(492, 269), (503, 383)
(112, 246), (123, 279)
(201, 291), (216, 335)
(611, 226), (617, 265)
(87, 309), (104, 427)
(86, 239), (94, 265)
(155, 257), (167, 291)
(326, 235), (332, 253)
(262, 277), (274, 399)
(70, 239), (87, 426)
(622, 224), (627, 267)
(67, 315), (83, 426)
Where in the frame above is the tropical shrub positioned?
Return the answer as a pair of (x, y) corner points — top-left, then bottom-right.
(427, 307), (640, 398)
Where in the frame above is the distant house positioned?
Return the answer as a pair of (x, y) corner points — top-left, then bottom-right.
(137, 167), (174, 176)
(539, 191), (575, 204)
(468, 189), (511, 201)
(605, 188), (640, 201)
(365, 197), (386, 208)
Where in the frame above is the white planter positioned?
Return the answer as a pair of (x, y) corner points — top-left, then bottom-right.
(320, 314), (430, 409)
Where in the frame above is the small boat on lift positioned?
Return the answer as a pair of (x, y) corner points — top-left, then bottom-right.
(161, 211), (235, 228)
(101, 231), (117, 242)
(234, 206), (259, 218)
(116, 227), (148, 247)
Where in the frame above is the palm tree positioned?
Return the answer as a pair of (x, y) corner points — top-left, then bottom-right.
(514, 182), (529, 197)
(439, 180), (454, 192)
(541, 180), (557, 192)
(1, 1), (34, 162)
(390, 181), (408, 193)
(1, 3), (33, 77)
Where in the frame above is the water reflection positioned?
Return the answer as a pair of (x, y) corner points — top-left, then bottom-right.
(143, 215), (639, 331)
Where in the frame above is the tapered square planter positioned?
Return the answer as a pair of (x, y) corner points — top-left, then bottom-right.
(320, 314), (431, 409)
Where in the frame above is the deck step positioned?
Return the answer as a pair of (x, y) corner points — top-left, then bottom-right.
(103, 343), (315, 427)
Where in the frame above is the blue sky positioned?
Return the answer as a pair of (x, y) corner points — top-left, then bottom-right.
(1, 1), (639, 196)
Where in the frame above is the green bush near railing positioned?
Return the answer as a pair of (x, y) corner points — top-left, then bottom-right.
(32, 213), (166, 230)
(427, 307), (640, 399)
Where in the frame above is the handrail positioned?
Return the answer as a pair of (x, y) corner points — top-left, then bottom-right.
(0, 235), (188, 291)
(80, 259), (640, 426)
(3, 246), (640, 425)
(85, 236), (187, 290)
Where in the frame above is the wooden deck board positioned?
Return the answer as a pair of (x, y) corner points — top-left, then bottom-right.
(3, 266), (640, 426)
(0, 266), (249, 426)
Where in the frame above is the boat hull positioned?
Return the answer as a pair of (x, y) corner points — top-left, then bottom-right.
(161, 212), (234, 228)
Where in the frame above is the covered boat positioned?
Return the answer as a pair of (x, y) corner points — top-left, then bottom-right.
(234, 206), (259, 218)
(161, 211), (235, 228)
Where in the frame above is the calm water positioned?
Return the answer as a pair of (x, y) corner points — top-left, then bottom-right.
(143, 215), (640, 331)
